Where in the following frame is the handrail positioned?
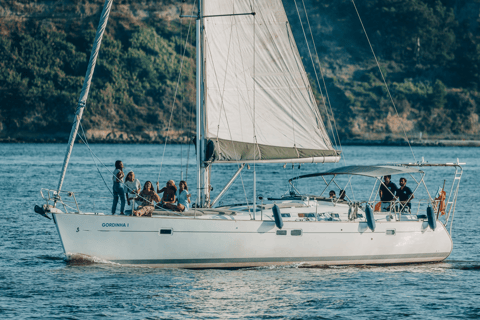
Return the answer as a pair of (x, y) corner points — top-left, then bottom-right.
(41, 188), (80, 213)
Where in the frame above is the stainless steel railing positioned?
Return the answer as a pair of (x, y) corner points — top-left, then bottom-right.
(40, 188), (80, 213)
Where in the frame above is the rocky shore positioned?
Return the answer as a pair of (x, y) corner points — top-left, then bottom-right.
(342, 139), (480, 147)
(2, 132), (480, 147)
(0, 129), (193, 144)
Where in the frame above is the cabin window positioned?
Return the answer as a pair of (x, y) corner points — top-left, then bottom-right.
(159, 229), (173, 235)
(281, 213), (291, 218)
(386, 229), (396, 235)
(291, 230), (302, 236)
(298, 213), (315, 218)
(276, 230), (287, 236)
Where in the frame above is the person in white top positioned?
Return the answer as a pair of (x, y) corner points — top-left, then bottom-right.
(124, 171), (141, 214)
(175, 180), (191, 212)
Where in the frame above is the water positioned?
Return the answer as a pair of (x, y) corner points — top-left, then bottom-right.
(1, 143), (479, 319)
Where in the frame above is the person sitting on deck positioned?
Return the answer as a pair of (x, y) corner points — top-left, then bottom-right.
(133, 181), (160, 217)
(379, 175), (398, 212)
(339, 190), (346, 200)
(329, 190), (336, 199)
(396, 177), (414, 212)
(175, 180), (191, 212)
(156, 180), (177, 210)
(124, 171), (141, 214)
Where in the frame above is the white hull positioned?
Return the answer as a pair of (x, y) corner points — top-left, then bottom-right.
(53, 209), (452, 268)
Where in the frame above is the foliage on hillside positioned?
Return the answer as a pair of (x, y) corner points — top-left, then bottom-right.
(0, 4), (196, 141)
(0, 0), (480, 142)
(301, 0), (480, 140)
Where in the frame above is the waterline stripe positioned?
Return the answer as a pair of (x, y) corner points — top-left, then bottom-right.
(111, 252), (449, 265)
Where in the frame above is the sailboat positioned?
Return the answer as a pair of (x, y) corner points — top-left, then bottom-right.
(35, 0), (464, 268)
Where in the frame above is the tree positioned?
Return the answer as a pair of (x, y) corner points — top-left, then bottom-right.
(431, 79), (447, 109)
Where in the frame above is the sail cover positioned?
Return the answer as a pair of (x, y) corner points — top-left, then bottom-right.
(203, 0), (339, 163)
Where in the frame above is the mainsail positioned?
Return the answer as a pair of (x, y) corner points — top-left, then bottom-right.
(203, 0), (340, 163)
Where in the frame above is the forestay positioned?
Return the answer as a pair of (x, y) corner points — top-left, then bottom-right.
(203, 0), (340, 163)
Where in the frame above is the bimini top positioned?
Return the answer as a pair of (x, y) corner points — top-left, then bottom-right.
(289, 165), (424, 182)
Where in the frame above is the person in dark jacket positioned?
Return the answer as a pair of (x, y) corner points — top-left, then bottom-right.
(112, 160), (125, 215)
(396, 177), (414, 211)
(379, 175), (398, 212)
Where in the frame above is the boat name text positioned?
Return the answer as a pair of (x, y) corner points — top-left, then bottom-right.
(102, 223), (129, 227)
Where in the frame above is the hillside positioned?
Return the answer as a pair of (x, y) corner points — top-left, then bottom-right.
(1, 0), (480, 143)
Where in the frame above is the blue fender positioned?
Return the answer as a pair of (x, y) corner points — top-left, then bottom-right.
(272, 204), (283, 229)
(427, 206), (436, 230)
(365, 205), (376, 231)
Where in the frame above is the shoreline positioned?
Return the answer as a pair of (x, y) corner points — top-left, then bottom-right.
(1, 138), (480, 147)
(342, 139), (480, 147)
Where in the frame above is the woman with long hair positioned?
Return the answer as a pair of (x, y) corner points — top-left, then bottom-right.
(124, 171), (141, 213)
(133, 181), (160, 217)
(176, 180), (191, 212)
(156, 180), (177, 210)
(112, 160), (125, 215)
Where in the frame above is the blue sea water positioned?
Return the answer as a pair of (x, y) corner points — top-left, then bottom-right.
(1, 143), (479, 319)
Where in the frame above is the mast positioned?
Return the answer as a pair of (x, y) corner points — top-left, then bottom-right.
(56, 0), (114, 196)
(196, 0), (210, 207)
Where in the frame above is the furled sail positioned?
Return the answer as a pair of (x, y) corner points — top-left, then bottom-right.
(203, 0), (340, 163)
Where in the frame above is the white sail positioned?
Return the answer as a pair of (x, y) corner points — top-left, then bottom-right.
(203, 0), (339, 162)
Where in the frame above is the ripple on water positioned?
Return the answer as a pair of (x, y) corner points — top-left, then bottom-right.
(1, 144), (479, 318)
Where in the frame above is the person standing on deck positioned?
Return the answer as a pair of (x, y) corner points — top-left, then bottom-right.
(396, 177), (414, 211)
(112, 160), (125, 215)
(379, 175), (398, 212)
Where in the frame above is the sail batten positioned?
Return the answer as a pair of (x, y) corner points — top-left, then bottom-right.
(203, 0), (339, 163)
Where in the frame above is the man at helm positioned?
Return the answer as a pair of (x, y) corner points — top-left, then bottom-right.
(379, 175), (398, 212)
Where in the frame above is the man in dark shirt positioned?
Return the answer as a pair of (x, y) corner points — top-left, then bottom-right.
(396, 177), (414, 211)
(379, 175), (398, 211)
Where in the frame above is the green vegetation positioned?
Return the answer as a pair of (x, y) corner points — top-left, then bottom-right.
(0, 9), (196, 141)
(303, 0), (480, 139)
(0, 0), (479, 141)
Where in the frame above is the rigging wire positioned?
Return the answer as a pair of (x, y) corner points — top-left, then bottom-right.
(298, 0), (345, 163)
(233, 7), (260, 210)
(180, 10), (184, 181)
(156, 0), (196, 185)
(293, 0), (340, 153)
(211, 2), (253, 208)
(252, 0), (257, 218)
(203, 3), (251, 209)
(204, 32), (251, 211)
(351, 0), (417, 163)
(294, 0), (356, 200)
(185, 119), (192, 183)
(284, 25), (332, 147)
(77, 123), (179, 211)
(78, 123), (113, 196)
(214, 3), (235, 140)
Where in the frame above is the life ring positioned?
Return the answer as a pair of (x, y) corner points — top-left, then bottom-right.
(434, 190), (446, 216)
